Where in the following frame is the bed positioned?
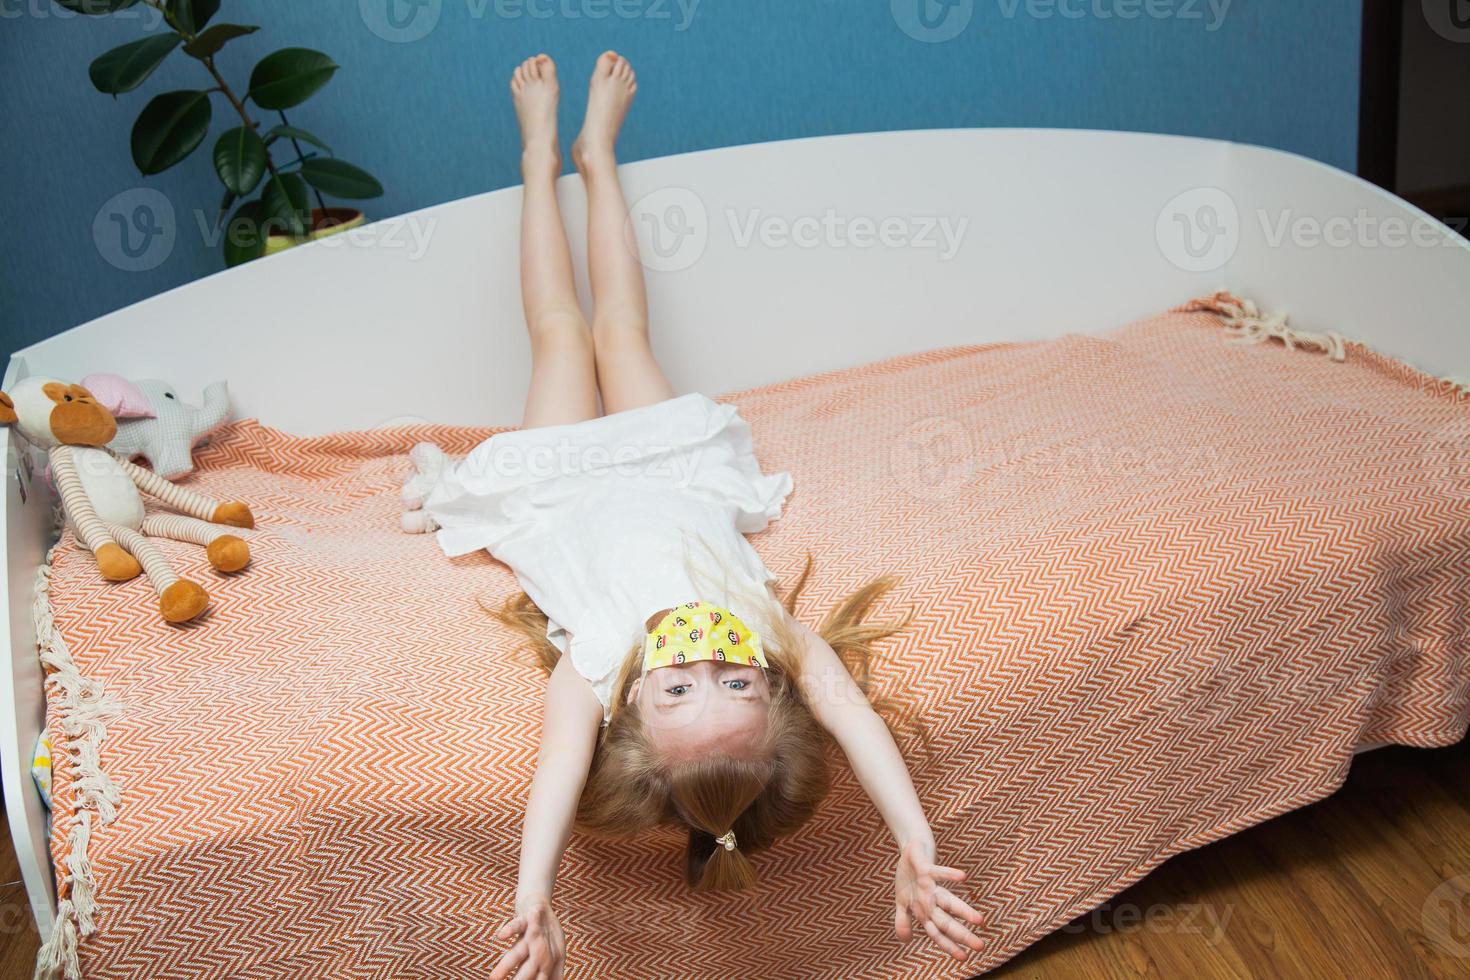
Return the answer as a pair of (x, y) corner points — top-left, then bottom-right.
(4, 129), (1470, 979)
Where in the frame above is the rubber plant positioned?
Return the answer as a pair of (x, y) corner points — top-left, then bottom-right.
(60, 0), (384, 266)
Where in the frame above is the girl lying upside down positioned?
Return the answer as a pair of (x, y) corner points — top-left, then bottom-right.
(400, 51), (985, 979)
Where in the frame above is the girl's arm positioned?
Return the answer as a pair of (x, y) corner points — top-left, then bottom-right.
(490, 653), (604, 980)
(792, 620), (986, 961)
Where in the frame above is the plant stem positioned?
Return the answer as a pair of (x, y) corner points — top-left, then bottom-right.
(278, 109), (331, 219)
(200, 55), (314, 235)
(199, 58), (280, 181)
(141, 0), (297, 232)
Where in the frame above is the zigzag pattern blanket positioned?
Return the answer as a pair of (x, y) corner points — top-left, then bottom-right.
(40, 298), (1470, 978)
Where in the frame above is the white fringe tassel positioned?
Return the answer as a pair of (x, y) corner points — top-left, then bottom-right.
(1198, 291), (1470, 398)
(32, 547), (123, 980)
(1209, 293), (1347, 362)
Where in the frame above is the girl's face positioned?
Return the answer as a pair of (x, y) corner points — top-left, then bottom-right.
(630, 660), (773, 760)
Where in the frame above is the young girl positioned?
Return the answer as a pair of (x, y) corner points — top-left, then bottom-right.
(401, 52), (986, 978)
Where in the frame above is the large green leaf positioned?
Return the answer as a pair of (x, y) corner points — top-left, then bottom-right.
(223, 199), (266, 267)
(248, 49), (338, 111)
(213, 127), (267, 196)
(299, 158), (383, 200)
(89, 34), (182, 95)
(168, 0), (219, 34)
(52, 0), (140, 13)
(264, 124), (332, 155)
(183, 23), (259, 60)
(130, 90), (213, 175)
(261, 172), (311, 237)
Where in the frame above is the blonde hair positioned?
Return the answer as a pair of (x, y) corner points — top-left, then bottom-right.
(492, 557), (909, 890)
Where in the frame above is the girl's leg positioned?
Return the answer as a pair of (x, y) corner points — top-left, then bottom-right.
(512, 54), (601, 429)
(572, 52), (674, 415)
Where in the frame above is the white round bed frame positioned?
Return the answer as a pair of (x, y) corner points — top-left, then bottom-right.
(4, 129), (1468, 941)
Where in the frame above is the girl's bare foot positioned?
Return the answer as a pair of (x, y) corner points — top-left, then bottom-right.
(511, 54), (560, 177)
(572, 51), (636, 173)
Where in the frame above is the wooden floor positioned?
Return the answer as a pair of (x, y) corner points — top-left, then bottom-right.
(0, 806), (36, 979)
(992, 737), (1470, 979)
(0, 738), (1465, 978)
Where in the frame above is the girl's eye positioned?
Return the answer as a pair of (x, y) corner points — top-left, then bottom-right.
(725, 679), (748, 691)
(665, 684), (690, 697)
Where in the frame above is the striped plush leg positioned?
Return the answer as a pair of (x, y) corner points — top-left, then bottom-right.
(118, 458), (254, 529)
(109, 525), (209, 623)
(142, 514), (250, 573)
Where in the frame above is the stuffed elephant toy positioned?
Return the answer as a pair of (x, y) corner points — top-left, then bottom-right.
(81, 374), (232, 479)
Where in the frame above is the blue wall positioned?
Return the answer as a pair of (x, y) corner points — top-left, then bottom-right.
(0, 0), (1362, 357)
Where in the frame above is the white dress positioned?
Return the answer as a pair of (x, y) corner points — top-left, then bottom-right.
(422, 394), (792, 719)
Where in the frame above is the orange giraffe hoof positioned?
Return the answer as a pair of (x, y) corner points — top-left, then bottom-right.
(95, 543), (141, 582)
(206, 534), (251, 573)
(160, 579), (208, 623)
(212, 501), (255, 529)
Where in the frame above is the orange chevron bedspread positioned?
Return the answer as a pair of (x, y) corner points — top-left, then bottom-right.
(43, 299), (1470, 979)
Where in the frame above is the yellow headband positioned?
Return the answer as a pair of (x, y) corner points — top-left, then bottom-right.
(643, 601), (767, 671)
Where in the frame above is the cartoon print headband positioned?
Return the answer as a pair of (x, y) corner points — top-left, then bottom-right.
(642, 601), (767, 672)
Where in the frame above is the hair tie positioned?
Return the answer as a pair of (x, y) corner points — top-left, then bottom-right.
(715, 830), (737, 851)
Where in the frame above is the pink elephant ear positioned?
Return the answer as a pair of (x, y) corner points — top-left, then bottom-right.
(79, 373), (155, 419)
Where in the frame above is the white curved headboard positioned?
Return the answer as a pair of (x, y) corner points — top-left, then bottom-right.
(4, 128), (1469, 939)
(11, 129), (1469, 434)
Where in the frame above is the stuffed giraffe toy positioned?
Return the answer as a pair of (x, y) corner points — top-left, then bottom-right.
(0, 377), (254, 623)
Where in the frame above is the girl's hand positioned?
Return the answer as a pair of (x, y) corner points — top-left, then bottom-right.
(893, 837), (986, 961)
(491, 894), (565, 980)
